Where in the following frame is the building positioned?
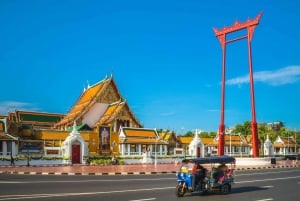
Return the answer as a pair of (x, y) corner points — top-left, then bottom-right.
(1, 75), (145, 162)
(118, 127), (168, 156)
(273, 136), (298, 156)
(0, 117), (18, 157)
(54, 75), (143, 158)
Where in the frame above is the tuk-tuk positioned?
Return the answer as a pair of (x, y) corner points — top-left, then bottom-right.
(176, 155), (236, 197)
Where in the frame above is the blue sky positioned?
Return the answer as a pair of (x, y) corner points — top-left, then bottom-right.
(0, 0), (300, 133)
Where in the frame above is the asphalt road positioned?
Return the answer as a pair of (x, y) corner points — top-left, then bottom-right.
(0, 167), (299, 201)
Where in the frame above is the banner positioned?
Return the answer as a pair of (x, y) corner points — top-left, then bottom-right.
(0, 118), (7, 133)
(99, 126), (110, 150)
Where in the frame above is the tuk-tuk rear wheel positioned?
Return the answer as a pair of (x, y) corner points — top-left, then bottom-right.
(220, 184), (231, 194)
(176, 184), (186, 197)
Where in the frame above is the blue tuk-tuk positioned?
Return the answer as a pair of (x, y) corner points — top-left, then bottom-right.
(176, 155), (236, 197)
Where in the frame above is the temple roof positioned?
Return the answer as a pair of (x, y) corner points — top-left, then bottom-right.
(178, 136), (193, 144)
(120, 127), (158, 138)
(56, 75), (141, 128)
(274, 136), (296, 148)
(208, 134), (249, 146)
(56, 77), (112, 127)
(0, 133), (18, 140)
(8, 110), (64, 130)
(119, 127), (167, 144)
(96, 100), (128, 126)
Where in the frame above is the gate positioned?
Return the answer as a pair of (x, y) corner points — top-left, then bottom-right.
(72, 144), (81, 164)
(197, 146), (201, 158)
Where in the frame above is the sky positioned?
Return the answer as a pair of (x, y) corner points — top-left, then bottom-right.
(0, 0), (300, 134)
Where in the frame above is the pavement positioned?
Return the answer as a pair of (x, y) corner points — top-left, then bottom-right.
(0, 159), (299, 176)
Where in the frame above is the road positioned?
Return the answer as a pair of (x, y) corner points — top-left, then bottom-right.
(0, 167), (299, 201)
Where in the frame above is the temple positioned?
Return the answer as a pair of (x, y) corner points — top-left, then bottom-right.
(0, 74), (298, 164)
(55, 75), (142, 131)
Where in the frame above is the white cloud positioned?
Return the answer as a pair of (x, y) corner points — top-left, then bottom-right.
(160, 111), (176, 116)
(226, 65), (300, 86)
(207, 109), (219, 112)
(0, 101), (40, 115)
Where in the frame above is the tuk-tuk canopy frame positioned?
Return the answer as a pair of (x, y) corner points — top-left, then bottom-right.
(183, 155), (236, 165)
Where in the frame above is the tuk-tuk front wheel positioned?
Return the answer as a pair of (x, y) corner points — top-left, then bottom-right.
(220, 184), (231, 194)
(176, 183), (186, 197)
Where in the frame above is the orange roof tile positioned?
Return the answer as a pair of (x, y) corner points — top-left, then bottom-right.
(123, 128), (157, 138)
(121, 138), (164, 144)
(56, 76), (142, 128)
(201, 137), (214, 144)
(56, 77), (111, 126)
(98, 101), (124, 125)
(179, 137), (193, 144)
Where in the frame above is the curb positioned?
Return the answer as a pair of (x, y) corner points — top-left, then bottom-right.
(0, 170), (178, 176)
(1, 165), (298, 176)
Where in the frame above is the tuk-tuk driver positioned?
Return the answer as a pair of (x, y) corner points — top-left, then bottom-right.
(192, 164), (207, 188)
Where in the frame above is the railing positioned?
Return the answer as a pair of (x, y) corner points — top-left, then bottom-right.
(124, 151), (167, 156)
(0, 152), (11, 156)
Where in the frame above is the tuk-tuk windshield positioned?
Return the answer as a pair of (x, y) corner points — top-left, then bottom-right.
(180, 160), (194, 173)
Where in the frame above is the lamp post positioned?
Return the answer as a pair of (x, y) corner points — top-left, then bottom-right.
(154, 137), (158, 166)
(294, 129), (298, 156)
(240, 141), (242, 158)
(27, 149), (30, 167)
(228, 129), (232, 156)
(239, 133), (242, 158)
(295, 129), (297, 162)
(288, 134), (290, 155)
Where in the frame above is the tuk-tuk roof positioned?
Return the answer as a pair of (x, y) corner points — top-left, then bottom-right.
(183, 155), (236, 164)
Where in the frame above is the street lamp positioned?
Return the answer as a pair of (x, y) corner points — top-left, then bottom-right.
(288, 134), (290, 155)
(295, 129), (297, 162)
(239, 133), (242, 158)
(227, 128), (232, 156)
(240, 141), (242, 158)
(154, 137), (158, 166)
(27, 149), (30, 167)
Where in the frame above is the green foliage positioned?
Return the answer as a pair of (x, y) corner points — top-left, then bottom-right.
(183, 131), (194, 137)
(231, 121), (298, 143)
(200, 131), (216, 138)
(182, 131), (216, 138)
(233, 121), (251, 136)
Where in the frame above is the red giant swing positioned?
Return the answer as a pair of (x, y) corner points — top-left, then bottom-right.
(213, 13), (263, 157)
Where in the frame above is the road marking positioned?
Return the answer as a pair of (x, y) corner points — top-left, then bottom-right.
(236, 169), (300, 176)
(0, 177), (175, 184)
(235, 175), (300, 184)
(261, 186), (273, 188)
(0, 187), (173, 200)
(0, 181), (24, 184)
(0, 176), (298, 200)
(129, 198), (156, 201)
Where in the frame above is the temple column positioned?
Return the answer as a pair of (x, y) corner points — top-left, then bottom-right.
(2, 141), (7, 156)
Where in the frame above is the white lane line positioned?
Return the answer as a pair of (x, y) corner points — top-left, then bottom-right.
(235, 175), (300, 184)
(261, 186), (273, 188)
(0, 181), (24, 184)
(255, 198), (273, 201)
(0, 177), (175, 184)
(236, 169), (300, 176)
(0, 176), (298, 200)
(0, 187), (173, 200)
(129, 198), (156, 201)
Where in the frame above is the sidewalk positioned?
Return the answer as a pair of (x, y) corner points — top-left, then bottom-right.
(0, 160), (298, 176)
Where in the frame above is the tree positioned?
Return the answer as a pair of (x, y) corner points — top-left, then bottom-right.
(183, 131), (193, 137)
(199, 131), (216, 138)
(233, 121), (251, 136)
